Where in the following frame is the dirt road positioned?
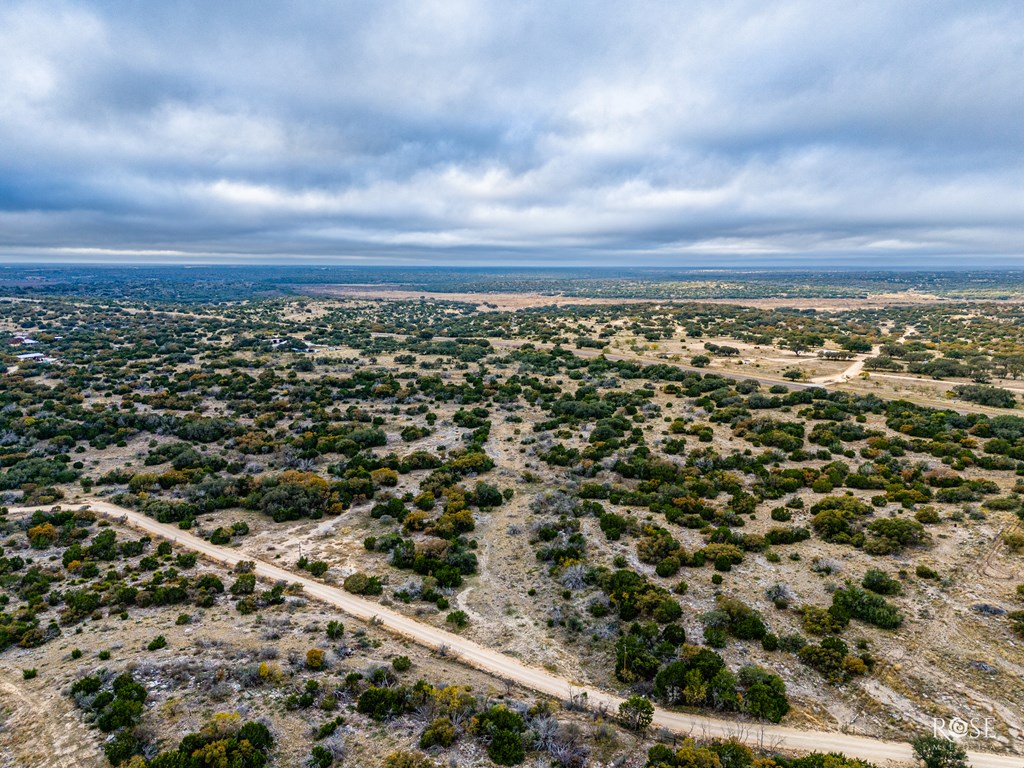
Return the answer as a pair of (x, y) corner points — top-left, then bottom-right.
(13, 499), (1023, 768)
(811, 347), (875, 386)
(371, 333), (1017, 414)
(0, 668), (106, 768)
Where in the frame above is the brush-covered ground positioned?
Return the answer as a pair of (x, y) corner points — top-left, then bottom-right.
(3, 282), (1024, 766)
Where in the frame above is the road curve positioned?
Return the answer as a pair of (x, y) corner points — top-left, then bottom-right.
(370, 333), (1013, 415)
(488, 340), (1019, 416)
(12, 499), (1021, 768)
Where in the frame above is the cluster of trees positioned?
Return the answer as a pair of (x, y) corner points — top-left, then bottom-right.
(70, 672), (149, 765)
(353, 676), (605, 766)
(611, 618), (790, 722)
(0, 506), (228, 654)
(950, 384), (1016, 408)
(646, 741), (888, 768)
(143, 716), (275, 768)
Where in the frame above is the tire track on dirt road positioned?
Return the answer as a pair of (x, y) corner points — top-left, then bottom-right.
(0, 670), (105, 768)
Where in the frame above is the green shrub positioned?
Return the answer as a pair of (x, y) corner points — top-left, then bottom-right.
(770, 507), (793, 522)
(738, 665), (790, 722)
(916, 564), (940, 579)
(618, 694), (654, 732)
(230, 573), (257, 595)
(344, 572), (384, 595)
(309, 745), (335, 768)
(419, 717), (456, 749)
(357, 686), (410, 720)
(862, 568), (901, 595)
(830, 584), (902, 629)
(446, 610), (469, 629)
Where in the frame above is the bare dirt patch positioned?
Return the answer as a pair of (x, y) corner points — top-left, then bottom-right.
(0, 668), (106, 768)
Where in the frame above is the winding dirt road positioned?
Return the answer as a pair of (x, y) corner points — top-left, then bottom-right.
(12, 499), (1023, 768)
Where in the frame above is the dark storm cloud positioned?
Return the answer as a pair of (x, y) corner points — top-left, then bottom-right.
(0, 1), (1022, 264)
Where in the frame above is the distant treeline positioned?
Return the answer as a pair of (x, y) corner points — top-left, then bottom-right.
(5, 265), (1024, 303)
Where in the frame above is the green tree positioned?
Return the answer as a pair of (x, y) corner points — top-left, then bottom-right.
(309, 745), (335, 768)
(488, 729), (525, 766)
(738, 665), (790, 723)
(911, 735), (969, 768)
(619, 694), (655, 733)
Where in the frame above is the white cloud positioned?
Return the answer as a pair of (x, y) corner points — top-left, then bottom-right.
(0, 0), (1021, 263)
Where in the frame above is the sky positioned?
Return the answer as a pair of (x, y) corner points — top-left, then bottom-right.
(0, 1), (1022, 267)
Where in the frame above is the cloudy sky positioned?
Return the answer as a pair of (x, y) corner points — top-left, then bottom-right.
(1, 1), (1022, 266)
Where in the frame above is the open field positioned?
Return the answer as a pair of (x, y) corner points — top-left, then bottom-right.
(302, 285), (974, 313)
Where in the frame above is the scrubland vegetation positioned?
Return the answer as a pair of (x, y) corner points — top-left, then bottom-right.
(2, 266), (1022, 766)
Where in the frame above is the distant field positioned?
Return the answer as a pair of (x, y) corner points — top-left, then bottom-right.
(6, 264), (1024, 303)
(302, 283), (972, 311)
